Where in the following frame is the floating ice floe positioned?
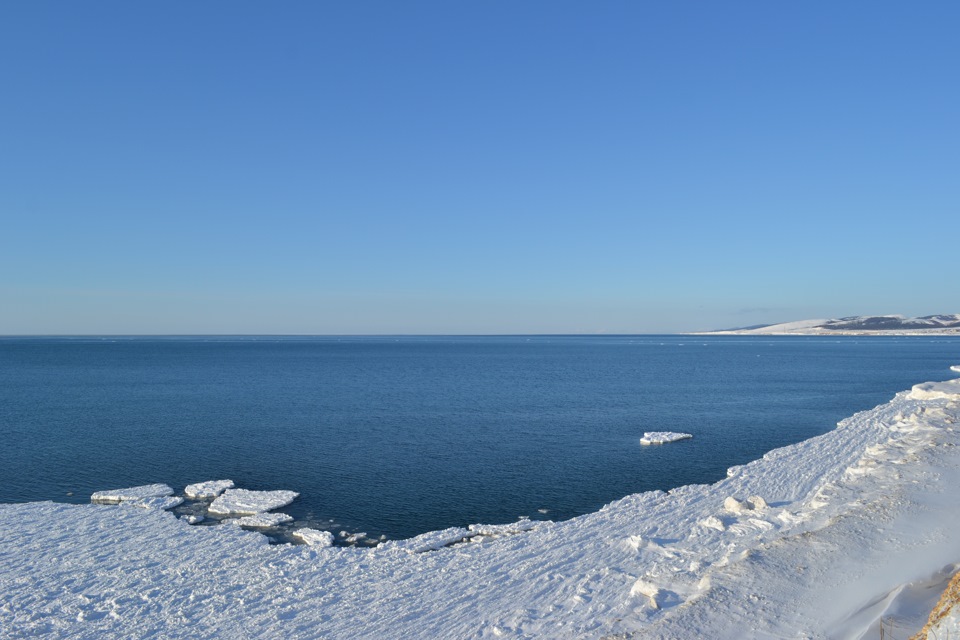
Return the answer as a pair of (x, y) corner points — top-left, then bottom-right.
(226, 513), (294, 528)
(207, 488), (299, 515)
(293, 528), (335, 547)
(950, 364), (960, 373)
(184, 479), (234, 499)
(183, 515), (204, 524)
(640, 431), (693, 445)
(342, 531), (369, 544)
(121, 496), (184, 511)
(91, 483), (174, 504)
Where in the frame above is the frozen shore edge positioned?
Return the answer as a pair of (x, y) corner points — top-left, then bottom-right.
(2, 367), (960, 638)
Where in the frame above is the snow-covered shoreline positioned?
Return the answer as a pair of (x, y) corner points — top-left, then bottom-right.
(695, 313), (960, 336)
(2, 368), (960, 638)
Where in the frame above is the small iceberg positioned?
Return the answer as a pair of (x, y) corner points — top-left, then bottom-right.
(184, 480), (234, 499)
(293, 529), (335, 547)
(208, 488), (299, 516)
(91, 484), (174, 504)
(640, 432), (693, 445)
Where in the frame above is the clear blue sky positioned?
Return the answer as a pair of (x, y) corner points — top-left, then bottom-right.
(2, 2), (957, 334)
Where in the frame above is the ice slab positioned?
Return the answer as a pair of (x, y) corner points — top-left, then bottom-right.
(184, 480), (234, 499)
(227, 513), (293, 528)
(91, 484), (174, 504)
(640, 431), (693, 445)
(293, 528), (335, 547)
(122, 496), (184, 511)
(207, 489), (299, 515)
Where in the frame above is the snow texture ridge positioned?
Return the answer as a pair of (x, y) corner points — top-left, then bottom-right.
(3, 365), (960, 639)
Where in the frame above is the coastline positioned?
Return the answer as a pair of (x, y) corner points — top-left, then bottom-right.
(692, 329), (960, 336)
(1, 368), (959, 638)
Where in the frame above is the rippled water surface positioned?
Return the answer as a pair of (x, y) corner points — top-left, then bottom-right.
(1, 335), (957, 540)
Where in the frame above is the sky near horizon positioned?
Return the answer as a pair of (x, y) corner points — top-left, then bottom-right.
(1, 2), (958, 334)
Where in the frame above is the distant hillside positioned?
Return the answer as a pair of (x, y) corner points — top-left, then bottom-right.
(704, 314), (960, 335)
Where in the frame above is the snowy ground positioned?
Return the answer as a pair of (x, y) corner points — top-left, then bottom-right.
(2, 368), (960, 639)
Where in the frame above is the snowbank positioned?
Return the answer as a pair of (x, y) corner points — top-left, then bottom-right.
(3, 365), (960, 639)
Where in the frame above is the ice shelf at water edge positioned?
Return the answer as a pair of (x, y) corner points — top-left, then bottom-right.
(1, 366), (960, 638)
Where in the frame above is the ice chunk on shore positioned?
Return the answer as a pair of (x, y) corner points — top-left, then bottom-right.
(908, 380), (960, 401)
(207, 489), (299, 515)
(293, 528), (335, 547)
(381, 527), (474, 553)
(227, 513), (293, 528)
(630, 578), (662, 609)
(184, 480), (234, 499)
(640, 431), (693, 445)
(91, 484), (174, 504)
(122, 496), (184, 511)
(723, 496), (768, 514)
(468, 519), (541, 537)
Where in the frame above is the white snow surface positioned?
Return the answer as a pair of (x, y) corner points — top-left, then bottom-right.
(90, 483), (174, 504)
(749, 318), (832, 333)
(207, 488), (299, 515)
(5, 365), (960, 639)
(639, 431), (693, 445)
(184, 479), (234, 499)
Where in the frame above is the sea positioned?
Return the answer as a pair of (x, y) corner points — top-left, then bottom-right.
(1, 335), (957, 543)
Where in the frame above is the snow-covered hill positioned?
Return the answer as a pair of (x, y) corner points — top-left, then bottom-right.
(705, 314), (960, 335)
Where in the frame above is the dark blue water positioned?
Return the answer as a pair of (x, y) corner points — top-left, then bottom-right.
(0, 335), (957, 541)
